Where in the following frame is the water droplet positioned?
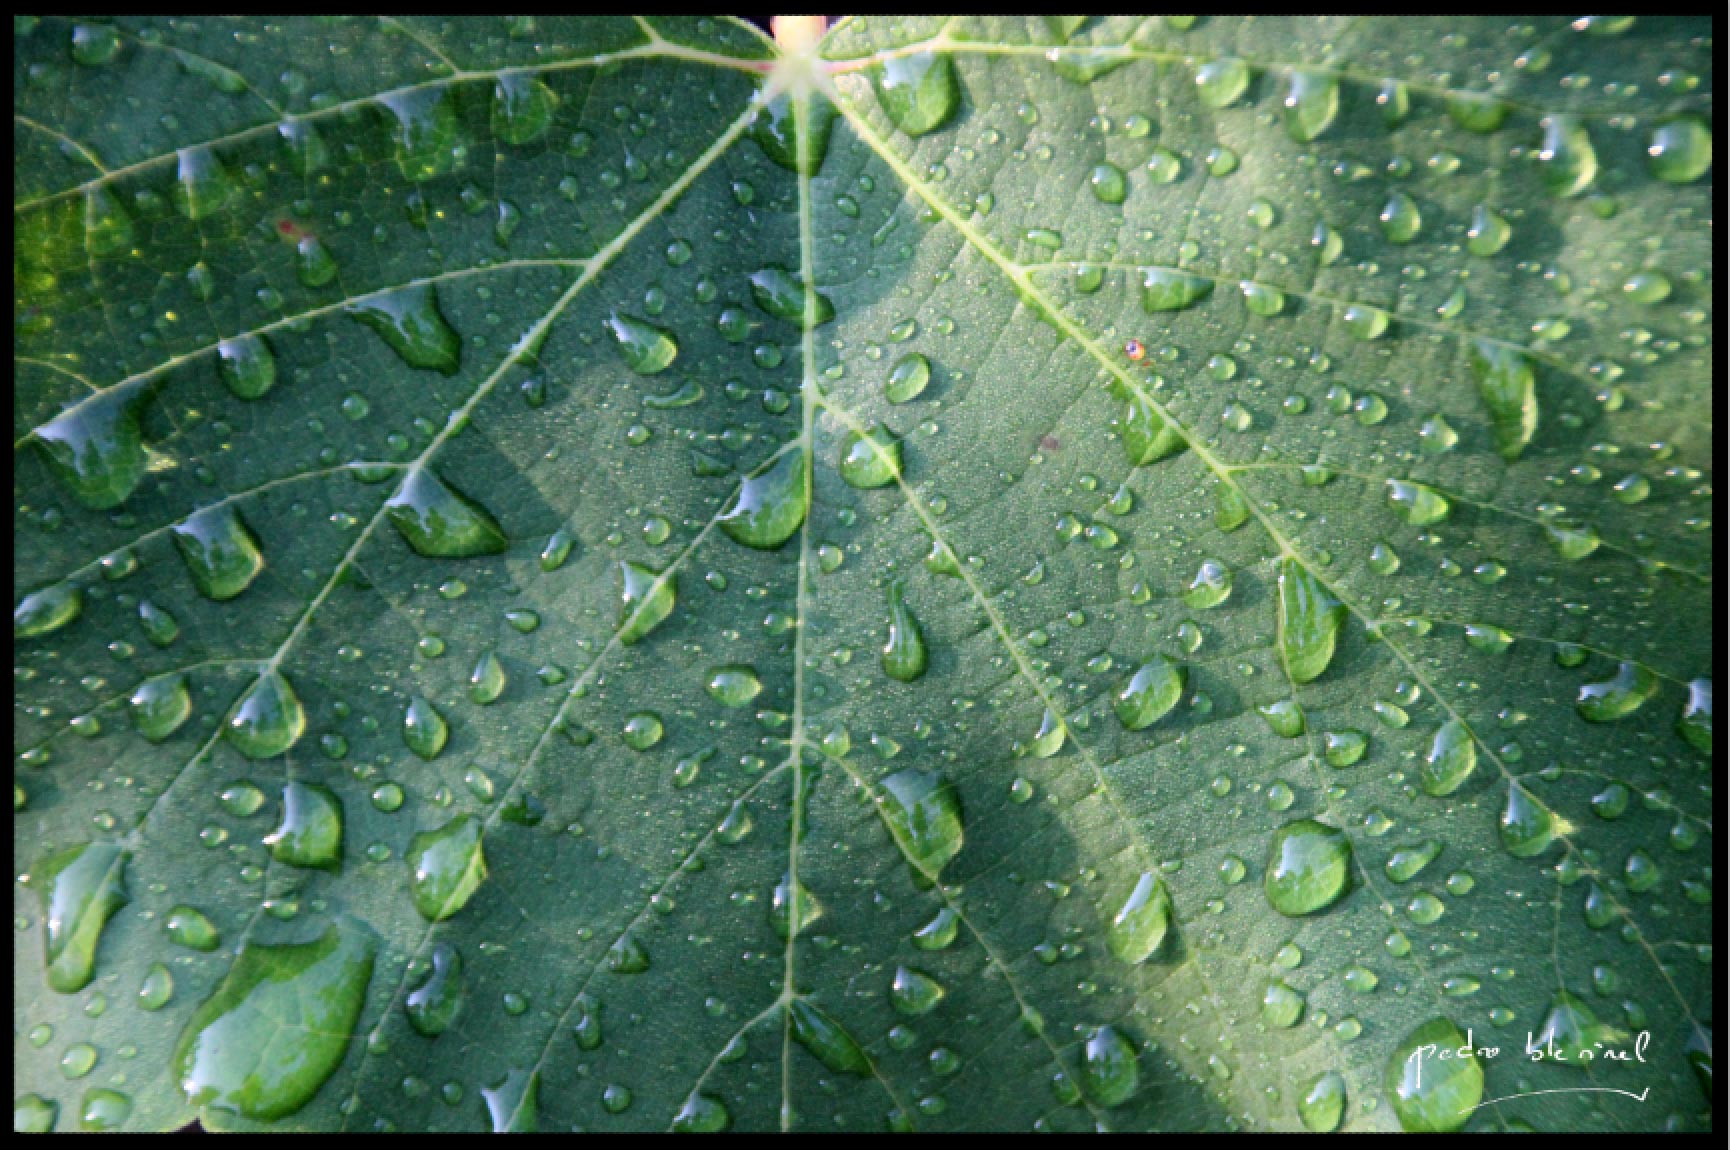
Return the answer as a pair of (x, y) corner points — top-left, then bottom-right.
(1386, 480), (1449, 526)
(1119, 392), (1186, 465)
(719, 449), (808, 549)
(672, 1093), (730, 1132)
(1648, 115), (1712, 183)
(264, 781), (343, 870)
(886, 353), (932, 404)
(278, 119), (328, 175)
(788, 999), (871, 1075)
(379, 88), (459, 181)
(408, 814), (486, 921)
(1385, 840), (1441, 883)
(294, 234), (338, 288)
(29, 841), (128, 993)
(1420, 719), (1476, 797)
(1379, 193), (1421, 243)
(880, 768), (964, 877)
(348, 285), (461, 375)
(1466, 203), (1510, 256)
(468, 652), (506, 705)
(1283, 70), (1338, 141)
(1183, 559), (1232, 609)
(1678, 678), (1712, 755)
(84, 186), (134, 256)
(138, 963), (174, 1012)
(704, 665), (762, 708)
(16, 583), (81, 639)
(1113, 656), (1184, 730)
(384, 469), (508, 558)
(491, 73), (556, 145)
(1265, 819), (1351, 915)
(1258, 699), (1307, 738)
(71, 22), (121, 66)
(1080, 1024), (1138, 1107)
(1145, 147), (1182, 183)
(1278, 558), (1345, 683)
(215, 335), (277, 401)
(617, 561), (675, 644)
(172, 146), (233, 220)
(750, 266), (833, 325)
(750, 91), (835, 176)
(1576, 662), (1657, 722)
(1298, 1071), (1346, 1131)
(404, 943), (463, 1037)
(1445, 91), (1509, 133)
(165, 905), (220, 951)
(1105, 872), (1172, 964)
(870, 52), (959, 137)
(1262, 979), (1305, 1028)
(1467, 340), (1538, 460)
(1088, 162), (1127, 204)
(912, 906), (958, 950)
(890, 966), (945, 1016)
(1195, 57), (1250, 107)
(34, 384), (148, 509)
(1388, 1017), (1482, 1132)
(1538, 115), (1597, 197)
(839, 423), (901, 488)
(78, 1088), (132, 1131)
(1022, 707), (1065, 758)
(1140, 267), (1213, 312)
(225, 671), (306, 759)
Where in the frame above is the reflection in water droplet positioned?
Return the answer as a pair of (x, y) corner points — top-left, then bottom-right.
(263, 781), (344, 870)
(880, 768), (964, 878)
(408, 814), (486, 921)
(348, 285), (461, 375)
(34, 384), (149, 510)
(30, 841), (129, 993)
(870, 52), (960, 137)
(1265, 819), (1351, 915)
(225, 671), (305, 760)
(719, 449), (808, 550)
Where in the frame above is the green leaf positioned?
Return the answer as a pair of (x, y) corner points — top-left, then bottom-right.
(13, 13), (1712, 1135)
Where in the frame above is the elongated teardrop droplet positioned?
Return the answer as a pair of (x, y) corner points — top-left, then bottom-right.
(1468, 340), (1537, 460)
(1119, 393), (1186, 465)
(174, 920), (376, 1121)
(618, 560), (675, 644)
(173, 505), (264, 601)
(1386, 1018), (1481, 1132)
(15, 584), (81, 639)
(34, 384), (149, 510)
(263, 781), (343, 870)
(1538, 115), (1597, 197)
(385, 469), (507, 557)
(1105, 872), (1172, 964)
(1576, 662), (1657, 722)
(1421, 718), (1475, 796)
(1140, 267), (1213, 312)
(749, 266), (834, 325)
(1081, 1024), (1139, 1107)
(1113, 657), (1184, 730)
(226, 671), (305, 759)
(348, 284), (461, 374)
(880, 580), (928, 682)
(470, 651), (506, 704)
(879, 767), (963, 877)
(404, 942), (463, 1036)
(492, 73), (557, 145)
(408, 814), (486, 921)
(787, 999), (872, 1076)
(870, 52), (959, 137)
(131, 674), (192, 742)
(750, 90), (836, 175)
(216, 335), (277, 400)
(1282, 70), (1339, 141)
(30, 842), (129, 993)
(605, 312), (677, 375)
(1278, 558), (1346, 684)
(720, 449), (808, 549)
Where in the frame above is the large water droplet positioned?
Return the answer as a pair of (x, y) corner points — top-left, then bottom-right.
(379, 88), (459, 181)
(1468, 340), (1537, 460)
(1194, 57), (1250, 107)
(1576, 662), (1657, 722)
(787, 999), (871, 1075)
(1265, 819), (1351, 916)
(165, 906), (220, 951)
(889, 966), (945, 1016)
(719, 449), (808, 549)
(1278, 558), (1345, 684)
(617, 560), (675, 644)
(751, 90), (836, 175)
(408, 814), (486, 921)
(1283, 70), (1338, 141)
(1297, 1070), (1346, 1131)
(1678, 678), (1711, 754)
(1118, 391), (1186, 465)
(1386, 480), (1450, 526)
(1538, 115), (1597, 197)
(672, 1093), (730, 1132)
(1421, 719), (1475, 796)
(405, 942), (463, 1037)
(348, 285), (461, 375)
(131, 674), (192, 742)
(174, 505), (265, 600)
(29, 842), (128, 993)
(1139, 267), (1213, 312)
(1080, 1024), (1138, 1107)
(605, 312), (678, 374)
(870, 52), (959, 137)
(1386, 1017), (1482, 1132)
(492, 73), (556, 145)
(216, 335), (277, 401)
(386, 469), (507, 558)
(1105, 872), (1172, 964)
(172, 146), (234, 220)
(1114, 656), (1184, 730)
(750, 266), (833, 325)
(482, 1068), (538, 1132)
(225, 671), (306, 759)
(1648, 115), (1712, 183)
(34, 384), (148, 509)
(15, 584), (81, 639)
(174, 920), (375, 1121)
(1499, 782), (1554, 857)
(880, 767), (964, 877)
(264, 781), (343, 870)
